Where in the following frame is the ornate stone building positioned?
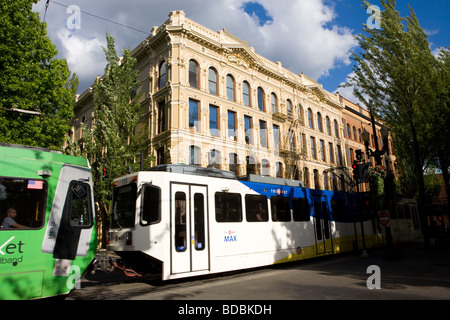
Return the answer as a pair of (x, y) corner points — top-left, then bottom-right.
(73, 10), (386, 191)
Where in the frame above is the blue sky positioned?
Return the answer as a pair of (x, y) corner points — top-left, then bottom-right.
(243, 0), (449, 95)
(33, 0), (449, 102)
(321, 0), (449, 94)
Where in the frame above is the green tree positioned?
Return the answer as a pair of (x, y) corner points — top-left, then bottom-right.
(0, 0), (78, 149)
(344, 0), (443, 245)
(67, 33), (149, 247)
(428, 49), (450, 212)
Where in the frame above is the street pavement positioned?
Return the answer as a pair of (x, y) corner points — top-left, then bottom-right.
(68, 240), (450, 301)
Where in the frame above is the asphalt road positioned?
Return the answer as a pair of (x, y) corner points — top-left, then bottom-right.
(68, 241), (450, 301)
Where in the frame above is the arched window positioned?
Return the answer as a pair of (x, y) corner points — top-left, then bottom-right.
(189, 60), (199, 88)
(317, 112), (323, 132)
(157, 147), (165, 165)
(208, 149), (221, 169)
(226, 74), (235, 101)
(242, 81), (250, 106)
(323, 172), (329, 190)
(257, 87), (265, 111)
(189, 145), (201, 166)
(308, 108), (314, 129)
(334, 120), (339, 138)
(158, 60), (167, 89)
(293, 165), (300, 181)
(298, 105), (304, 125)
(304, 167), (310, 188)
(346, 124), (351, 138)
(353, 126), (357, 140)
(275, 162), (283, 178)
(286, 100), (292, 119)
(326, 116), (331, 135)
(271, 93), (277, 113)
(246, 156), (258, 175)
(261, 159), (270, 176)
(333, 175), (339, 191)
(208, 67), (218, 95)
(314, 169), (320, 190)
(229, 153), (239, 175)
(289, 130), (295, 151)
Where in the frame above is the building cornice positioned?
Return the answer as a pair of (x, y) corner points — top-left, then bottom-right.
(152, 11), (339, 108)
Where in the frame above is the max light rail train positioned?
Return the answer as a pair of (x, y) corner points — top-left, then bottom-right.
(108, 164), (411, 281)
(0, 144), (96, 299)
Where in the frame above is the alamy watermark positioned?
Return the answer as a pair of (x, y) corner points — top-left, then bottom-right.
(366, 265), (381, 289)
(67, 265), (82, 290)
(366, 5), (381, 29)
(66, 5), (81, 30)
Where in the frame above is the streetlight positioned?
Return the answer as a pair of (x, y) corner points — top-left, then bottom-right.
(361, 108), (395, 259)
(361, 126), (389, 165)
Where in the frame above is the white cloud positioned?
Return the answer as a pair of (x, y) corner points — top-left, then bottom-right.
(246, 0), (356, 79)
(56, 29), (106, 81)
(334, 76), (361, 105)
(34, 0), (357, 93)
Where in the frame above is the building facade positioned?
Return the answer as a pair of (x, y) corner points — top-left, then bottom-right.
(73, 10), (394, 191)
(339, 94), (396, 191)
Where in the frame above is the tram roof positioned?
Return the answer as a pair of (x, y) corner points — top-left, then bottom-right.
(0, 143), (89, 167)
(239, 174), (305, 188)
(147, 164), (237, 180)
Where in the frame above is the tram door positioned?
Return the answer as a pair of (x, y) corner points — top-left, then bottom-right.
(313, 195), (333, 254)
(170, 183), (209, 275)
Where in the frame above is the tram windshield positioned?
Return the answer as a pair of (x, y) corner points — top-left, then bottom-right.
(0, 177), (46, 230)
(111, 184), (137, 229)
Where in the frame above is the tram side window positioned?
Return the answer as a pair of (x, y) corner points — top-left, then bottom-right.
(0, 178), (46, 230)
(215, 192), (242, 222)
(141, 185), (161, 225)
(245, 194), (268, 222)
(314, 201), (322, 240)
(194, 193), (205, 250)
(271, 196), (291, 222)
(330, 200), (345, 222)
(396, 205), (405, 219)
(175, 192), (187, 251)
(68, 181), (92, 227)
(292, 198), (310, 221)
(404, 205), (411, 219)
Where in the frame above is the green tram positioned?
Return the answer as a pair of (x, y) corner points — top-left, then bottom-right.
(0, 143), (96, 299)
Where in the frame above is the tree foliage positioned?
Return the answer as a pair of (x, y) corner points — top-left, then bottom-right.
(0, 0), (78, 149)
(427, 50), (450, 207)
(343, 0), (449, 241)
(67, 34), (149, 245)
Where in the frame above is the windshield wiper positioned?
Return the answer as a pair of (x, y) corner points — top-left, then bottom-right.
(112, 202), (123, 230)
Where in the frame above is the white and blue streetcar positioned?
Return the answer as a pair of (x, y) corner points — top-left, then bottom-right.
(107, 164), (385, 280)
